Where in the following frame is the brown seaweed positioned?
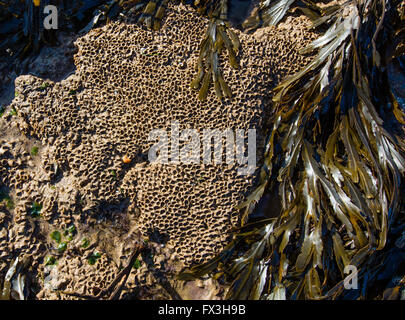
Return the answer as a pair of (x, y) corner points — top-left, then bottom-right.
(190, 0), (240, 100)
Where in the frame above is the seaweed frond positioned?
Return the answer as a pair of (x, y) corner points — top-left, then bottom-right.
(190, 0), (241, 100)
(242, 0), (342, 33)
(136, 0), (169, 30)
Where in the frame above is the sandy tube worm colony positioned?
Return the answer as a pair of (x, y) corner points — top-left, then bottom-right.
(0, 1), (319, 299)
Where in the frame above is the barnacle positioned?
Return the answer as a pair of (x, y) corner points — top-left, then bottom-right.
(180, 0), (405, 300)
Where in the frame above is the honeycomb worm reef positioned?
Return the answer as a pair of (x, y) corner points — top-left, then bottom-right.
(0, 3), (317, 298)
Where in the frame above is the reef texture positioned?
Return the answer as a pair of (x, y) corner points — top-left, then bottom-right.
(0, 3), (316, 299)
